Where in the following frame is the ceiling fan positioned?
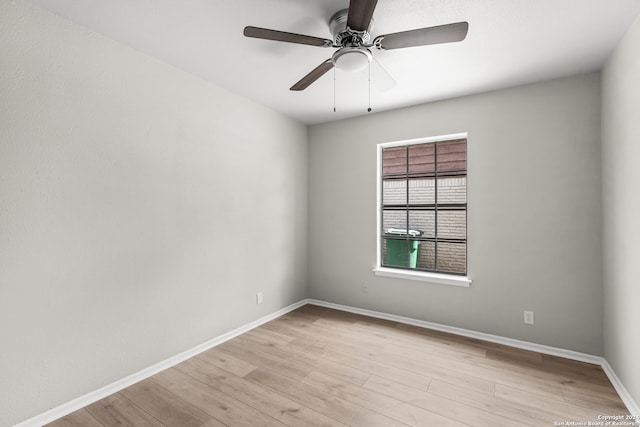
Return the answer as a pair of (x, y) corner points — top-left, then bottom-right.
(243, 0), (469, 91)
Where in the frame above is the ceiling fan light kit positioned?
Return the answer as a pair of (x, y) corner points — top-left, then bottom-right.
(244, 0), (469, 108)
(332, 47), (372, 72)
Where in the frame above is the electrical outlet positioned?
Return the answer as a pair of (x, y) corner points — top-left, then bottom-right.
(256, 292), (263, 304)
(524, 311), (534, 325)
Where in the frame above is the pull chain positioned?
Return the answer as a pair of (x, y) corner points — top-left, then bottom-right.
(333, 67), (336, 113)
(367, 62), (372, 113)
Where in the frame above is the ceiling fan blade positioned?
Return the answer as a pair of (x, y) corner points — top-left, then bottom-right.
(347, 0), (378, 32)
(377, 21), (469, 50)
(290, 59), (334, 91)
(244, 26), (332, 47)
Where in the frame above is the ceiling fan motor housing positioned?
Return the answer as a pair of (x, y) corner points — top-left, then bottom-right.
(329, 9), (373, 46)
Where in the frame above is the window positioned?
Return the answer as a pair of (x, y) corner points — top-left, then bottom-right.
(375, 134), (470, 286)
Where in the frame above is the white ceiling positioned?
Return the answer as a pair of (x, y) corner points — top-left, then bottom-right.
(25, 0), (640, 124)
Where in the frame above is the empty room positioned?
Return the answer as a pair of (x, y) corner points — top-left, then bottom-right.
(1, 0), (639, 426)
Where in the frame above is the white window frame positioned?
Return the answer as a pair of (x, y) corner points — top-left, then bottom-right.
(373, 133), (472, 287)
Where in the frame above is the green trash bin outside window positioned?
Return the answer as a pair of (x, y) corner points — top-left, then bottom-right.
(384, 228), (423, 268)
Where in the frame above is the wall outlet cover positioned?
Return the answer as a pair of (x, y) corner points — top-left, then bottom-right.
(524, 311), (534, 325)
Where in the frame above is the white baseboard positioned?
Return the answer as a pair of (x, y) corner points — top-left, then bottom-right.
(306, 299), (640, 417)
(600, 359), (640, 419)
(15, 298), (639, 426)
(14, 300), (307, 427)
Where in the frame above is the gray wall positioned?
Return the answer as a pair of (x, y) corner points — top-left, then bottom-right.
(308, 73), (603, 355)
(602, 14), (640, 408)
(0, 2), (307, 425)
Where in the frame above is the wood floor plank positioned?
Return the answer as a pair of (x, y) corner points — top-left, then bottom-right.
(332, 315), (485, 356)
(281, 343), (372, 386)
(245, 326), (295, 345)
(289, 334), (498, 395)
(245, 368), (408, 427)
(361, 322), (486, 361)
(120, 379), (215, 427)
(561, 387), (629, 415)
(399, 344), (569, 400)
(310, 343), (435, 390)
(297, 304), (363, 323)
(46, 305), (630, 426)
(46, 409), (104, 427)
(479, 346), (600, 386)
(176, 356), (346, 427)
(269, 316), (498, 395)
(560, 380), (628, 411)
(311, 316), (486, 363)
(85, 393), (165, 426)
(495, 383), (621, 421)
(232, 332), (300, 362)
(217, 338), (311, 381)
(485, 345), (544, 364)
(195, 347), (257, 377)
(427, 378), (564, 425)
(151, 367), (286, 427)
(236, 329), (372, 386)
(392, 322), (489, 357)
(363, 374), (525, 427)
(320, 321), (566, 400)
(303, 370), (468, 427)
(452, 362), (564, 399)
(542, 353), (612, 383)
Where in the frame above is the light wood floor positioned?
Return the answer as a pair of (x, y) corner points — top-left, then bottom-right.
(48, 304), (629, 427)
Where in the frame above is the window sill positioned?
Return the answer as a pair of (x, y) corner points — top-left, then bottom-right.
(372, 267), (472, 287)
